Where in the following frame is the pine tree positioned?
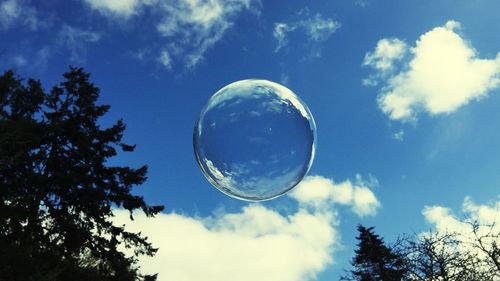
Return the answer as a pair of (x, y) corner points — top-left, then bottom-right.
(0, 68), (164, 280)
(342, 225), (407, 281)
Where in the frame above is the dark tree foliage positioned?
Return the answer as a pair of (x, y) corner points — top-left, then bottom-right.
(469, 221), (500, 276)
(342, 225), (407, 281)
(398, 222), (500, 281)
(342, 221), (500, 281)
(0, 68), (164, 281)
(398, 232), (488, 281)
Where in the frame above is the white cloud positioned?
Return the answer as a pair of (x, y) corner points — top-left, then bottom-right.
(274, 12), (340, 54)
(111, 175), (381, 281)
(58, 25), (101, 63)
(83, 0), (143, 18)
(0, 0), (38, 30)
(365, 21), (500, 121)
(352, 187), (381, 217)
(289, 175), (381, 217)
(363, 38), (407, 73)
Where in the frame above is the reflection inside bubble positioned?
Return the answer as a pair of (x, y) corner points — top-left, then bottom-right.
(194, 79), (316, 201)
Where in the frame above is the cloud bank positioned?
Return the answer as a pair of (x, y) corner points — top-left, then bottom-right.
(364, 21), (500, 121)
(113, 175), (380, 281)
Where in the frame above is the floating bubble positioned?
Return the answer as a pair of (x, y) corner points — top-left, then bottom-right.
(194, 79), (316, 201)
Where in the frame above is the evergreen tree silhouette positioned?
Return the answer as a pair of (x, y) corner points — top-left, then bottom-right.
(0, 68), (164, 281)
(342, 225), (407, 281)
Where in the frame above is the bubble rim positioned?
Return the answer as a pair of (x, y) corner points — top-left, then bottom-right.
(193, 79), (317, 202)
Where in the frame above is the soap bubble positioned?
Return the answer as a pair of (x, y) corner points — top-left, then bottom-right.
(194, 79), (316, 201)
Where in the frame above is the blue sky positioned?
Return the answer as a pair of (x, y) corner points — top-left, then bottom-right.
(2, 0), (500, 280)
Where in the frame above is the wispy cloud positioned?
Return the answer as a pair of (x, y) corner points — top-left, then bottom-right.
(112, 175), (381, 281)
(155, 0), (258, 69)
(11, 55), (26, 67)
(58, 25), (101, 63)
(0, 0), (38, 30)
(364, 21), (500, 121)
(83, 0), (143, 18)
(81, 0), (259, 70)
(158, 50), (172, 69)
(393, 130), (405, 142)
(354, 0), (370, 8)
(1, 25), (98, 72)
(273, 11), (340, 57)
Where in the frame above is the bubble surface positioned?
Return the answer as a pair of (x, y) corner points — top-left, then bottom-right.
(194, 80), (316, 201)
